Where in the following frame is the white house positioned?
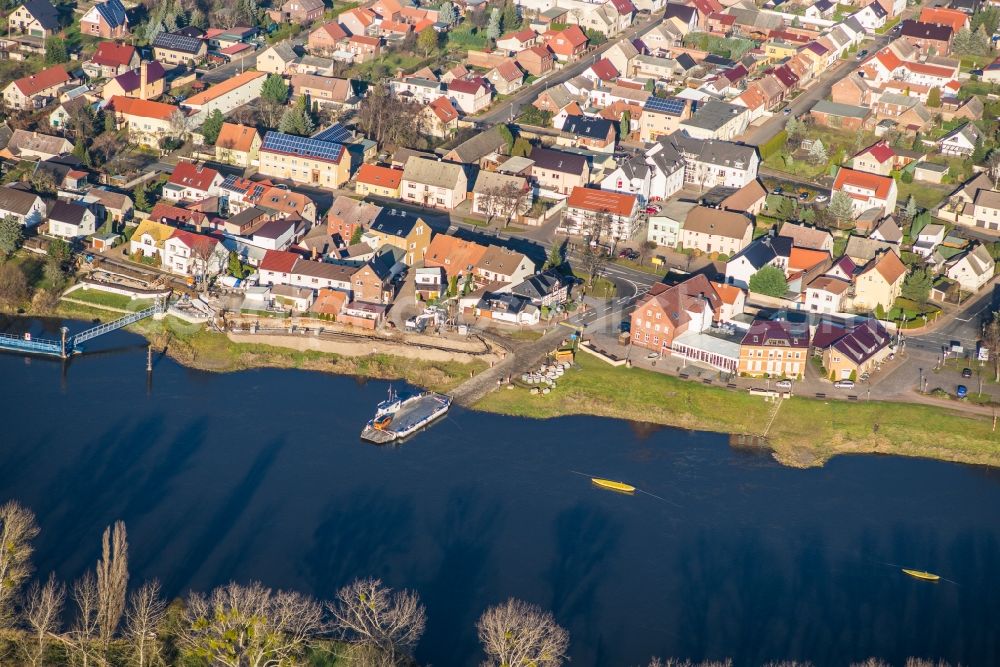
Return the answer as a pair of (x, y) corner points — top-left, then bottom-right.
(912, 223), (946, 257)
(804, 275), (852, 314)
(48, 201), (96, 239)
(163, 229), (227, 278)
(0, 186), (46, 228)
(938, 123), (980, 158)
(600, 155), (651, 203)
(831, 167), (898, 219)
(163, 162), (224, 203)
(853, 1), (887, 32)
(946, 243), (995, 292)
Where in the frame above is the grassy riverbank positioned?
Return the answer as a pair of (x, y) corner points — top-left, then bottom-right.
(54, 301), (486, 393)
(476, 353), (1000, 468)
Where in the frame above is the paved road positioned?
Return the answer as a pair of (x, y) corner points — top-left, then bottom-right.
(742, 31), (894, 147)
(197, 49), (263, 85)
(473, 13), (664, 125)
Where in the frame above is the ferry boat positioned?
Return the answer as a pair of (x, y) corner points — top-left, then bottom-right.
(361, 388), (452, 444)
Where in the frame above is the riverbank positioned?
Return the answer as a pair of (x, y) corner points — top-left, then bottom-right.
(476, 353), (1000, 469)
(32, 300), (1000, 468)
(53, 300), (487, 393)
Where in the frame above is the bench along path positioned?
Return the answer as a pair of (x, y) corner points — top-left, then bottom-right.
(450, 327), (571, 407)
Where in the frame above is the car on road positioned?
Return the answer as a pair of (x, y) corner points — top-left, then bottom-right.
(833, 380), (855, 389)
(647, 352), (660, 359)
(645, 204), (661, 214)
(783, 107), (791, 115)
(957, 385), (968, 398)
(618, 248), (640, 260)
(962, 367), (973, 378)
(856, 49), (868, 60)
(775, 380), (792, 389)
(773, 186), (783, 194)
(814, 195), (828, 203)
(799, 192), (809, 201)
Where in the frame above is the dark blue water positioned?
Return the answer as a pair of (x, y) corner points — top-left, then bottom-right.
(1, 323), (998, 666)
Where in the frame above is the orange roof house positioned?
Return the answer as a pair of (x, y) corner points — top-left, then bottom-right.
(423, 233), (488, 277)
(355, 164), (404, 197)
(566, 187), (637, 217)
(4, 65), (70, 109)
(917, 6), (967, 33)
(543, 25), (588, 61)
(108, 95), (178, 121)
(215, 123), (260, 153)
(788, 246), (831, 273)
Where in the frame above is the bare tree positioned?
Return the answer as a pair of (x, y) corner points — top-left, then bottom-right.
(327, 577), (426, 667)
(356, 84), (419, 148)
(497, 180), (528, 227)
(984, 311), (1000, 382)
(190, 241), (219, 294)
(649, 660), (735, 667)
(179, 581), (323, 667)
(21, 573), (65, 667)
(850, 661), (890, 667)
(0, 500), (40, 628)
(70, 571), (101, 667)
(96, 521), (129, 651)
(125, 580), (166, 667)
(477, 598), (569, 667)
(988, 150), (1000, 189)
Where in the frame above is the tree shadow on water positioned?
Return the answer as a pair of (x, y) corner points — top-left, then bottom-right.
(300, 487), (416, 599)
(546, 504), (623, 638)
(418, 487), (504, 665)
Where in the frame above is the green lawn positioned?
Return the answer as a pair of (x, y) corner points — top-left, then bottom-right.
(897, 179), (950, 211)
(476, 353), (1000, 468)
(63, 289), (153, 310)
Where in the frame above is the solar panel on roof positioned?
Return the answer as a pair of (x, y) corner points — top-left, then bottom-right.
(644, 96), (686, 116)
(311, 123), (352, 144)
(262, 131), (345, 163)
(153, 32), (203, 53)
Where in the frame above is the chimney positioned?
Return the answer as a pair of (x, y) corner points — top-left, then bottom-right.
(140, 61), (148, 98)
(311, 247), (318, 260)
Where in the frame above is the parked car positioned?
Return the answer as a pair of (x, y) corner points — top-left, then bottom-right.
(962, 367), (973, 378)
(775, 380), (792, 389)
(773, 186), (783, 194)
(799, 192), (809, 201)
(957, 384), (968, 398)
(782, 107), (791, 115)
(814, 195), (828, 203)
(833, 380), (855, 389)
(646, 204), (661, 214)
(618, 248), (639, 260)
(856, 49), (868, 60)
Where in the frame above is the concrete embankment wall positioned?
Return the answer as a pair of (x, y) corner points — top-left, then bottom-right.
(228, 332), (502, 365)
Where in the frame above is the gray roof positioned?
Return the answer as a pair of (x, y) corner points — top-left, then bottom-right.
(370, 207), (423, 237)
(447, 125), (507, 163)
(0, 185), (42, 215)
(845, 235), (895, 262)
(510, 269), (570, 301)
(7, 129), (70, 157)
(473, 170), (527, 194)
(682, 101), (746, 132)
(672, 134), (757, 169)
(49, 200), (89, 224)
(20, 0), (60, 30)
(268, 42), (300, 63)
(811, 99), (871, 119)
(402, 156), (466, 189)
(529, 146), (588, 175)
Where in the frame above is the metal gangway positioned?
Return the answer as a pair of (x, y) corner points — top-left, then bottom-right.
(0, 299), (167, 358)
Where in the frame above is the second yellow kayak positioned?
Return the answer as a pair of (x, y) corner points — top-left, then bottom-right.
(591, 478), (636, 493)
(902, 568), (940, 581)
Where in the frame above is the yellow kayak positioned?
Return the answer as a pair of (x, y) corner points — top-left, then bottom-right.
(591, 478), (636, 493)
(902, 568), (940, 581)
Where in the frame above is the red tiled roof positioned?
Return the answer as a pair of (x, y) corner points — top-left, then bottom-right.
(493, 59), (523, 82)
(349, 35), (381, 46)
(149, 202), (207, 226)
(500, 28), (536, 44)
(168, 162), (220, 192)
(260, 249), (301, 273)
(356, 164), (403, 189)
(428, 95), (459, 123)
(857, 140), (895, 164)
(109, 95), (179, 121)
(168, 228), (219, 252)
(215, 123), (258, 152)
(92, 42), (136, 68)
(448, 76), (487, 95)
(544, 25), (587, 55)
(567, 187), (637, 217)
(13, 65), (70, 97)
(589, 58), (618, 81)
(833, 167), (894, 200)
(918, 6), (967, 32)
(608, 0), (635, 15)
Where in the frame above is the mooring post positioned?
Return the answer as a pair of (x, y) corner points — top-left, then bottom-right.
(147, 345), (153, 372)
(60, 327), (68, 358)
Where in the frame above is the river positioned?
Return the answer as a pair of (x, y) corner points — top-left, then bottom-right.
(1, 322), (998, 666)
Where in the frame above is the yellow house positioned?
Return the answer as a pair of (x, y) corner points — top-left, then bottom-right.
(355, 164), (402, 199)
(128, 219), (175, 259)
(763, 39), (799, 64)
(8, 0), (60, 39)
(366, 209), (432, 266)
(852, 249), (907, 312)
(215, 122), (261, 167)
(258, 131), (350, 188)
(101, 61), (167, 102)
